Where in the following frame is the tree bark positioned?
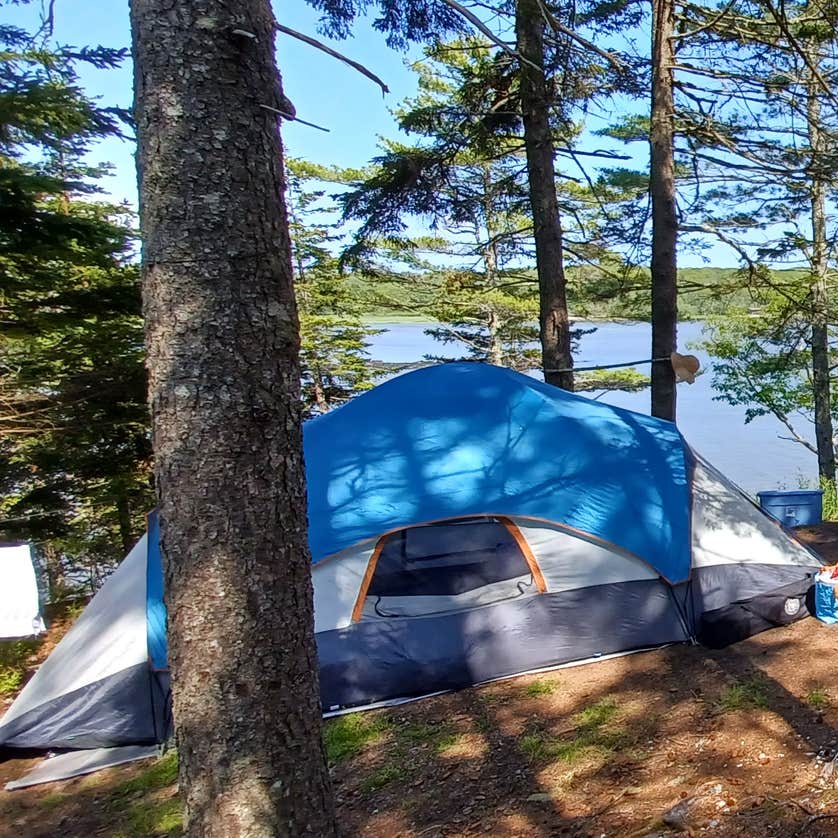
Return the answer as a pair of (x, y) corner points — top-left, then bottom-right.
(807, 78), (836, 483)
(515, 0), (573, 390)
(486, 307), (504, 367)
(650, 0), (678, 420)
(129, 2), (338, 836)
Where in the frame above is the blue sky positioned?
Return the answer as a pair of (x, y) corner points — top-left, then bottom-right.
(7, 0), (739, 267)
(7, 1), (425, 205)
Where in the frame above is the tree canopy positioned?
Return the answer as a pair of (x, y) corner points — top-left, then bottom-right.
(0, 8), (149, 590)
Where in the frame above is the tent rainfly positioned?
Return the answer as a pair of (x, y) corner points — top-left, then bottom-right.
(0, 363), (820, 751)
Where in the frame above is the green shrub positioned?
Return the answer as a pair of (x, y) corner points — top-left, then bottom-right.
(821, 478), (838, 521)
(0, 637), (42, 696)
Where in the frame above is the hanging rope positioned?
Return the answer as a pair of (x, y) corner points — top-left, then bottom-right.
(543, 357), (671, 374)
(546, 352), (701, 384)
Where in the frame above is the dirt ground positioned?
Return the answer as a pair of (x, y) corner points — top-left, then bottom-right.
(4, 525), (838, 837)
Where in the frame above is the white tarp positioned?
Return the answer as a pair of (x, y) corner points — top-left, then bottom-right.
(0, 544), (45, 639)
(4, 745), (159, 790)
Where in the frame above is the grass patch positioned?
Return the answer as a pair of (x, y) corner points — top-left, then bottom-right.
(549, 737), (604, 764)
(104, 752), (182, 838)
(521, 697), (628, 766)
(718, 677), (769, 712)
(480, 688), (512, 704)
(393, 719), (460, 754)
(116, 796), (182, 838)
(324, 713), (389, 764)
(0, 637), (42, 696)
(397, 720), (441, 745)
(50, 598), (86, 622)
(474, 713), (494, 734)
(524, 679), (556, 698)
(434, 731), (463, 753)
(521, 729), (627, 766)
(40, 791), (70, 809)
(521, 732), (553, 762)
(808, 687), (831, 710)
(359, 764), (406, 793)
(573, 697), (619, 731)
(114, 750), (179, 797)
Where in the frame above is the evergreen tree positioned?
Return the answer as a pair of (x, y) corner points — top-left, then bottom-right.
(305, 0), (635, 389)
(677, 0), (838, 479)
(343, 39), (634, 373)
(0, 5), (150, 588)
(650, 0), (678, 419)
(287, 158), (379, 414)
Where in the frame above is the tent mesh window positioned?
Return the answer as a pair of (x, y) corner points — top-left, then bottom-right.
(362, 517), (538, 618)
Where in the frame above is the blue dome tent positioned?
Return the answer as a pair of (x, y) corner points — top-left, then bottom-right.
(0, 363), (819, 751)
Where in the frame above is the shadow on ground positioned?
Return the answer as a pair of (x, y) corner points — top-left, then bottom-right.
(328, 618), (838, 837)
(5, 622), (838, 836)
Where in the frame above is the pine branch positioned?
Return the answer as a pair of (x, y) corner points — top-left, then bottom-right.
(672, 0), (735, 41)
(436, 0), (542, 71)
(761, 1), (838, 108)
(275, 23), (389, 96)
(534, 0), (627, 71)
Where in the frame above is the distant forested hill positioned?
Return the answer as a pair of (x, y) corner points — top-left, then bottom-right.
(353, 267), (807, 322)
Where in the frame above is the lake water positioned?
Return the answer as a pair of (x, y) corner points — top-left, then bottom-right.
(366, 320), (817, 494)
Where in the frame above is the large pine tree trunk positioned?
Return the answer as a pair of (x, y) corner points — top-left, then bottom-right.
(807, 82), (836, 483)
(649, 0), (678, 420)
(129, 2), (338, 835)
(515, 0), (574, 390)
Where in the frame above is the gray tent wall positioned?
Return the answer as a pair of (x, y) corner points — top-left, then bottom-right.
(688, 454), (820, 645)
(0, 536), (170, 749)
(690, 455), (820, 607)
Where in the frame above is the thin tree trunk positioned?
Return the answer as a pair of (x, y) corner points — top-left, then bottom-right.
(313, 376), (330, 413)
(115, 488), (132, 554)
(43, 544), (65, 603)
(515, 0), (573, 390)
(486, 308), (504, 366)
(807, 80), (836, 483)
(129, 2), (338, 835)
(481, 166), (504, 367)
(650, 0), (678, 420)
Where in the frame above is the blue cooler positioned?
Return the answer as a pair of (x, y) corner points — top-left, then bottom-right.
(815, 571), (838, 624)
(757, 489), (824, 527)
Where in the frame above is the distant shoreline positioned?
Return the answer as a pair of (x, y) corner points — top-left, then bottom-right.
(360, 315), (677, 326)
